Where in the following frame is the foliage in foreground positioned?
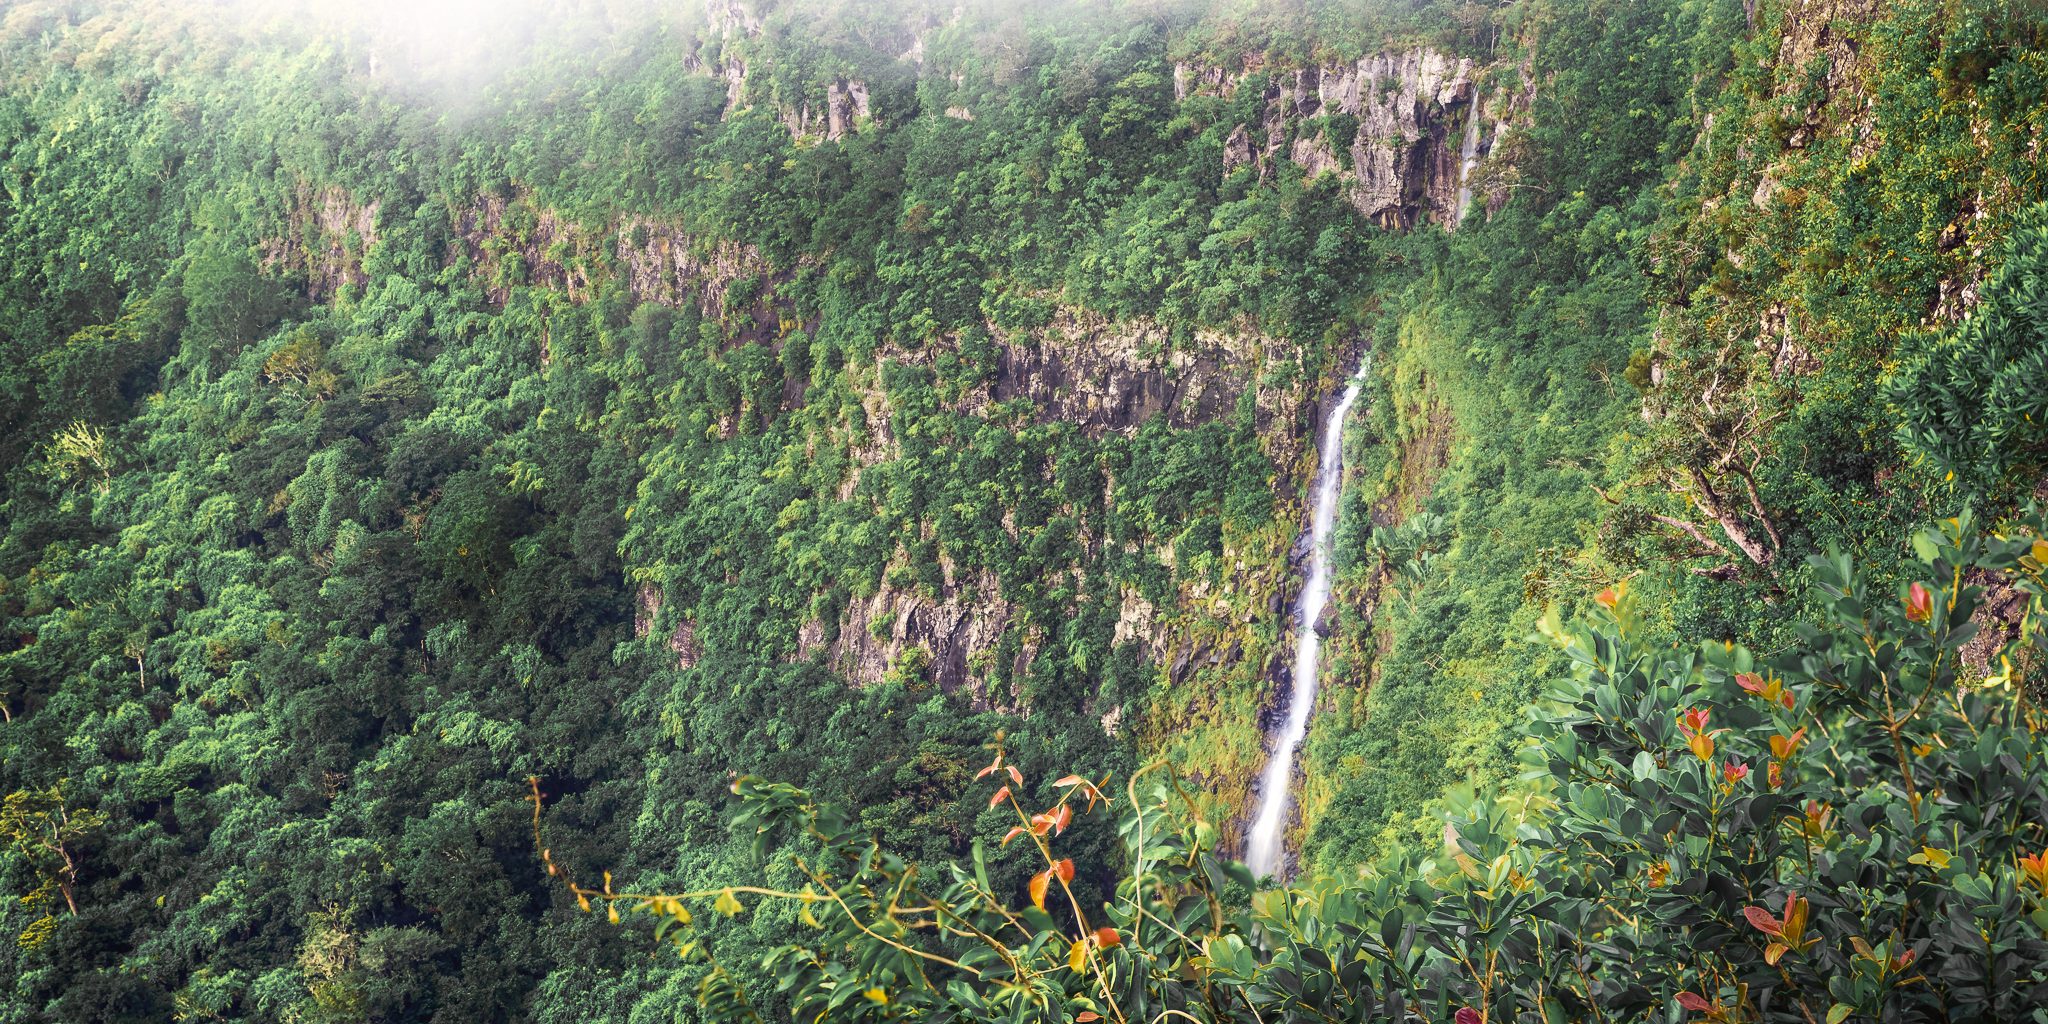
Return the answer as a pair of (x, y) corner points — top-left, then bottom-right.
(549, 513), (2048, 1022)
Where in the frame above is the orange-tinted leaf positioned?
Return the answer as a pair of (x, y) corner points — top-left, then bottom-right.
(1002, 826), (1027, 847)
(1770, 729), (1807, 760)
(1906, 581), (1933, 622)
(1094, 927), (1121, 948)
(1053, 775), (1086, 788)
(1053, 804), (1073, 835)
(1764, 941), (1789, 965)
(1689, 733), (1716, 762)
(989, 786), (1011, 809)
(1594, 587), (1618, 609)
(1054, 858), (1075, 884)
(975, 763), (997, 780)
(1743, 907), (1784, 936)
(1029, 870), (1050, 911)
(1076, 1013), (1101, 1023)
(1007, 765), (1023, 786)
(1782, 892), (1809, 938)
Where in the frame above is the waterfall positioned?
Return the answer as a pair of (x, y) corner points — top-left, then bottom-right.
(1453, 111), (1483, 226)
(1243, 352), (1372, 880)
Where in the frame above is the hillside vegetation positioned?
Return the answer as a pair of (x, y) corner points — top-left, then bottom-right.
(0, 0), (2043, 1021)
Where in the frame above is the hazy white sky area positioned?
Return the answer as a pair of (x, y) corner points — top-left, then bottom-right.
(178, 0), (653, 80)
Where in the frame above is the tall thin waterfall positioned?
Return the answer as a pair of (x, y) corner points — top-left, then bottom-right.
(1453, 111), (1483, 226)
(1243, 353), (1372, 880)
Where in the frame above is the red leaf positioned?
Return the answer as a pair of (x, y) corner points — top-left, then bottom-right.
(974, 763), (997, 780)
(1743, 906), (1784, 936)
(1094, 926), (1121, 948)
(1677, 992), (1713, 1012)
(989, 786), (1011, 809)
(1454, 1008), (1483, 1024)
(1006, 764), (1023, 786)
(1594, 588), (1618, 609)
(1054, 858), (1075, 884)
(1906, 581), (1933, 622)
(1053, 803), (1073, 835)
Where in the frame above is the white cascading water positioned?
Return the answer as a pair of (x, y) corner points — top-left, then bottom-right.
(1453, 111), (1483, 226)
(1244, 353), (1372, 880)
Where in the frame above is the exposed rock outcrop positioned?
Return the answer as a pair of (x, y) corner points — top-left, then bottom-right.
(1177, 50), (1529, 229)
(262, 184), (380, 301)
(636, 583), (702, 669)
(809, 563), (1028, 694)
(615, 217), (773, 314)
(1772, 0), (1881, 149)
(452, 194), (599, 305)
(450, 192), (774, 316)
(805, 310), (1323, 700)
(698, 0), (879, 142)
(982, 310), (1255, 435)
(781, 77), (872, 141)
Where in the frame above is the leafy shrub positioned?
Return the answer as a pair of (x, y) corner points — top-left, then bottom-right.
(1885, 201), (2048, 507)
(553, 511), (2048, 1022)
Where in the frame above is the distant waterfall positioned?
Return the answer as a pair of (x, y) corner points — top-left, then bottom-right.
(1453, 112), (1482, 226)
(1243, 352), (1372, 880)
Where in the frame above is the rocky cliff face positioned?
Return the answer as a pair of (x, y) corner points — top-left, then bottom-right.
(981, 310), (1257, 435)
(778, 78), (872, 141)
(801, 562), (1026, 696)
(261, 184), (380, 301)
(267, 2), (1499, 718)
(1651, 0), (1889, 415)
(694, 0), (877, 142)
(689, 1), (1525, 228)
(449, 192), (775, 317)
(1179, 50), (1528, 229)
(808, 309), (1317, 698)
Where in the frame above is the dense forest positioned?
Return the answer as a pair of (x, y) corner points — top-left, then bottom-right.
(0, 0), (2044, 1020)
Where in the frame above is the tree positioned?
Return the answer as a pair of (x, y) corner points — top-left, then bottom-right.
(554, 510), (2048, 1022)
(1, 785), (104, 919)
(1887, 201), (2048, 508)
